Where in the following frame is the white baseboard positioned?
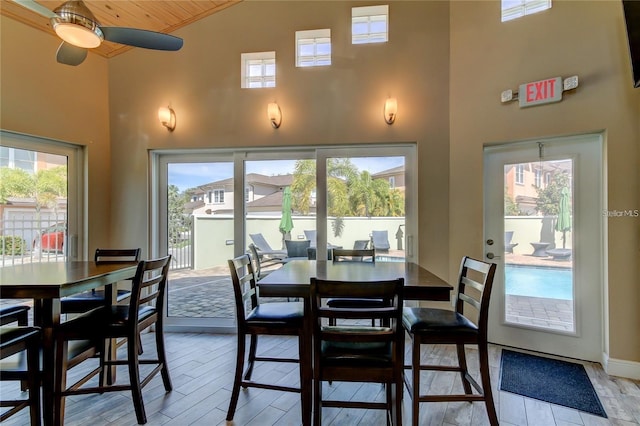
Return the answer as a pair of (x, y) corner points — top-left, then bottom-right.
(602, 353), (640, 380)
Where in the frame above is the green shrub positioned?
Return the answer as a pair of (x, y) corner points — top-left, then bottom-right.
(0, 235), (26, 255)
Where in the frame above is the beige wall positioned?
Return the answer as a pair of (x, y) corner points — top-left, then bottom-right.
(0, 15), (112, 255)
(1, 1), (638, 366)
(450, 1), (640, 363)
(106, 0), (451, 278)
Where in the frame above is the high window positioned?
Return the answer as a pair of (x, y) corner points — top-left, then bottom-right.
(501, 0), (551, 22)
(241, 51), (276, 88)
(296, 29), (331, 67)
(352, 5), (389, 44)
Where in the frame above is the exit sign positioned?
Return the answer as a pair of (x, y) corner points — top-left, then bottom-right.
(519, 77), (563, 107)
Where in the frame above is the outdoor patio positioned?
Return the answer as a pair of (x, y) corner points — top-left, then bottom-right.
(0, 250), (574, 330)
(163, 251), (574, 329)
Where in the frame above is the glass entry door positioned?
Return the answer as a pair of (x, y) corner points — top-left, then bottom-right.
(483, 134), (604, 361)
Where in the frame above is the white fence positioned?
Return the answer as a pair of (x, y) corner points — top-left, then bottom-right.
(0, 213), (68, 266)
(505, 215), (573, 254)
(192, 215), (407, 270)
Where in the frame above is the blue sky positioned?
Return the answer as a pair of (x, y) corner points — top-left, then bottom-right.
(168, 156), (404, 192)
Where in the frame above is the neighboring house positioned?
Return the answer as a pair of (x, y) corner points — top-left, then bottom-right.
(504, 160), (572, 215)
(372, 165), (405, 191)
(189, 173), (294, 215)
(188, 167), (405, 216)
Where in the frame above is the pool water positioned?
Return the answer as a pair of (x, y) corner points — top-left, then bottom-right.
(375, 255), (405, 262)
(505, 265), (573, 300)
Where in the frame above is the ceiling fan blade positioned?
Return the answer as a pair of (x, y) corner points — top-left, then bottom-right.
(12, 0), (58, 19)
(101, 27), (183, 51)
(56, 42), (87, 66)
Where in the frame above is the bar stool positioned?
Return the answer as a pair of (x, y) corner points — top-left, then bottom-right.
(402, 256), (498, 426)
(0, 313), (41, 425)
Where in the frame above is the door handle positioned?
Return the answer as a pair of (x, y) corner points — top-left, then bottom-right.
(486, 252), (501, 260)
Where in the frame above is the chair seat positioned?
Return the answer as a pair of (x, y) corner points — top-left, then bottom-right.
(61, 289), (132, 313)
(0, 339), (95, 374)
(0, 327), (40, 352)
(246, 302), (304, 326)
(326, 298), (385, 308)
(0, 305), (30, 325)
(402, 307), (478, 336)
(58, 305), (156, 337)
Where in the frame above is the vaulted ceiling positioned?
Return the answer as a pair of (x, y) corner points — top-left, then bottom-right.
(0, 0), (241, 58)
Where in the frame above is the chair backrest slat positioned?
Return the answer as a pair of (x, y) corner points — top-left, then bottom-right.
(455, 256), (497, 339)
(247, 243), (262, 278)
(95, 248), (141, 263)
(127, 255), (171, 323)
(228, 254), (259, 327)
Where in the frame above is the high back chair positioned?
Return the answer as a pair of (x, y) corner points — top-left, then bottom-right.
(60, 248), (141, 313)
(226, 254), (308, 423)
(310, 277), (404, 426)
(327, 248), (381, 326)
(248, 243), (279, 280)
(402, 256), (498, 426)
(0, 306), (41, 426)
(53, 255), (173, 425)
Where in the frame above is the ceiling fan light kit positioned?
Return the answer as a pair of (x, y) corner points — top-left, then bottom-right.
(13, 0), (183, 66)
(52, 0), (103, 48)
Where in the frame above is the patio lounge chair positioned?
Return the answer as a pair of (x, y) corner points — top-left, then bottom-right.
(249, 233), (287, 259)
(371, 230), (390, 253)
(304, 230), (317, 248)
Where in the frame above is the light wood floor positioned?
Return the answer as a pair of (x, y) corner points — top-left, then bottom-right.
(1, 332), (639, 426)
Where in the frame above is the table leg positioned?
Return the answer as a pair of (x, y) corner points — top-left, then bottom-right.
(104, 283), (118, 384)
(37, 299), (60, 426)
(301, 296), (312, 426)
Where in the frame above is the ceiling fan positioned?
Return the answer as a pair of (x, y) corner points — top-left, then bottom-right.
(13, 0), (184, 66)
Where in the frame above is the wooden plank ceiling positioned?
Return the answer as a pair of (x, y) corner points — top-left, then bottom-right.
(0, 0), (241, 58)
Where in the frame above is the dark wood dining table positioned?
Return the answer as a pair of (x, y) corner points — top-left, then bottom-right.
(0, 261), (138, 426)
(257, 259), (453, 425)
(258, 259), (452, 300)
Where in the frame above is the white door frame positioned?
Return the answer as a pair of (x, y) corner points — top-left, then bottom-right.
(483, 133), (605, 362)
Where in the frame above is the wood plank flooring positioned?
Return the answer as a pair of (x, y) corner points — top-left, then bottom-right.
(1, 332), (639, 425)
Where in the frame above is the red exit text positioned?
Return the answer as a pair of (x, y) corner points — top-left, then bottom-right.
(518, 77), (563, 108)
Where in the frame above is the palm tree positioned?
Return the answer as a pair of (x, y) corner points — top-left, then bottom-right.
(291, 159), (405, 224)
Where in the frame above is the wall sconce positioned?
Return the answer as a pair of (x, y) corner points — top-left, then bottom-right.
(158, 106), (176, 131)
(267, 102), (282, 128)
(384, 98), (397, 125)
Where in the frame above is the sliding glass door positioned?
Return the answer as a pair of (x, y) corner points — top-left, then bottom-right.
(316, 148), (412, 262)
(153, 144), (417, 331)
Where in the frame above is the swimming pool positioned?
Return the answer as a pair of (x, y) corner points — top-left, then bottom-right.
(375, 255), (405, 262)
(505, 265), (573, 300)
